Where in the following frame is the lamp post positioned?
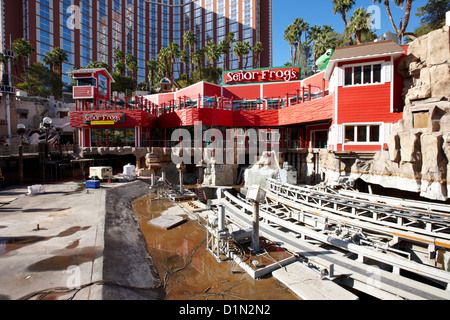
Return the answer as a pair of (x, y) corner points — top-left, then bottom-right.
(17, 124), (26, 185)
(41, 117), (53, 183)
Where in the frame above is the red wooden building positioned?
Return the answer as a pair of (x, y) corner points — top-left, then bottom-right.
(69, 41), (407, 152)
(325, 41), (407, 151)
(69, 68), (157, 148)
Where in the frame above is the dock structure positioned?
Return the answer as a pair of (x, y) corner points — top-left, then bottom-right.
(213, 184), (450, 300)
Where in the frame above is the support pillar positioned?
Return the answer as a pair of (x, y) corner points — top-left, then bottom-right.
(252, 201), (260, 252)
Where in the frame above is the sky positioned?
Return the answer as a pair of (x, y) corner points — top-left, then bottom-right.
(271, 0), (429, 66)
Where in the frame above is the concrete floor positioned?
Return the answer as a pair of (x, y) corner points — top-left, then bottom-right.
(0, 180), (163, 300)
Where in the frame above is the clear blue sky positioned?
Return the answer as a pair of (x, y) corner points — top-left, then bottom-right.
(272, 0), (429, 66)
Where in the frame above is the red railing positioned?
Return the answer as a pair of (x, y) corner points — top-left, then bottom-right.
(74, 78), (329, 116)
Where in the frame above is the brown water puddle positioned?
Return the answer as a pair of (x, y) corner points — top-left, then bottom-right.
(132, 195), (298, 300)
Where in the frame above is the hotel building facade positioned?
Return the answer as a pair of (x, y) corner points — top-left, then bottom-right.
(0, 0), (272, 85)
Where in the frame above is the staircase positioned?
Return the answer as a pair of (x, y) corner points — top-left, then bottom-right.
(195, 180), (207, 203)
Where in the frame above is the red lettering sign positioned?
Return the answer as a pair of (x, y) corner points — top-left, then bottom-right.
(83, 113), (125, 124)
(223, 66), (301, 85)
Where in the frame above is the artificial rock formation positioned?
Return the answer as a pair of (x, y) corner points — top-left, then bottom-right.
(389, 26), (450, 200)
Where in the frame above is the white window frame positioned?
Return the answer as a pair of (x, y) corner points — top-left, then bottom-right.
(343, 122), (383, 145)
(343, 60), (386, 88)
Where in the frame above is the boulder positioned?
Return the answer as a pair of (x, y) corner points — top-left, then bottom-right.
(399, 131), (422, 163)
(388, 133), (400, 163)
(430, 64), (450, 99)
(408, 34), (428, 63)
(420, 133), (448, 200)
(427, 27), (450, 66)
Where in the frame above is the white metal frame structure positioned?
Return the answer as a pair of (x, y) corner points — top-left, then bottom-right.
(216, 185), (450, 299)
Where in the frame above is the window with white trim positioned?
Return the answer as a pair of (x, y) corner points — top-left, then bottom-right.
(344, 63), (382, 86)
(344, 125), (380, 143)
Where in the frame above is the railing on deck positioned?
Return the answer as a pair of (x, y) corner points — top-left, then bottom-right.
(0, 144), (74, 156)
(75, 80), (329, 117)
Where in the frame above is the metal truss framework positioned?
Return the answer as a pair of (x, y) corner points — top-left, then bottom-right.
(218, 187), (450, 297)
(267, 179), (450, 251)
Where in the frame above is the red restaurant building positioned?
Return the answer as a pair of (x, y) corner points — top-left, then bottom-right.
(69, 41), (407, 154)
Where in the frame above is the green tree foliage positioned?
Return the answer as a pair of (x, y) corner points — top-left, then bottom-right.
(415, 0), (450, 35)
(11, 38), (35, 89)
(16, 62), (52, 96)
(332, 0), (356, 43)
(284, 18), (310, 65)
(41, 47), (68, 99)
(345, 8), (372, 44)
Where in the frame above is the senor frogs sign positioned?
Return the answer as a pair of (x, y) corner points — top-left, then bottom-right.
(223, 66), (301, 86)
(83, 113), (125, 125)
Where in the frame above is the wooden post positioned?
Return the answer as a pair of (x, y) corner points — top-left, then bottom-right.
(322, 78), (326, 97)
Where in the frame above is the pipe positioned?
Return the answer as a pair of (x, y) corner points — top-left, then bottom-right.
(218, 204), (226, 232)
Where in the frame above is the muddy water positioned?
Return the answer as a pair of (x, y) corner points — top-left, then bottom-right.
(132, 195), (298, 300)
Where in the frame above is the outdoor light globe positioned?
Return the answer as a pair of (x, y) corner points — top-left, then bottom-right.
(17, 124), (26, 134)
(42, 117), (52, 128)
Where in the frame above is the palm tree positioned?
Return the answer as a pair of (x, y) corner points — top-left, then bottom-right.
(204, 41), (222, 78)
(125, 53), (138, 90)
(224, 32), (235, 70)
(52, 47), (69, 75)
(252, 41), (264, 68)
(113, 49), (126, 92)
(192, 49), (205, 80)
(308, 25), (323, 66)
(284, 18), (309, 65)
(315, 28), (338, 57)
(41, 47), (68, 99)
(219, 40), (231, 71)
(333, 0), (356, 44)
(183, 30), (197, 78)
(233, 42), (248, 69)
(345, 8), (372, 45)
(85, 61), (110, 71)
(42, 51), (56, 84)
(373, 0), (415, 42)
(50, 47), (69, 99)
(242, 42), (252, 69)
(158, 47), (170, 79)
(284, 24), (298, 65)
(167, 42), (181, 88)
(332, 0), (356, 27)
(11, 38), (35, 89)
(179, 49), (189, 82)
(146, 59), (158, 92)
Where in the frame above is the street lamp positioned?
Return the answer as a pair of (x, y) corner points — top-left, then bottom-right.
(40, 117), (53, 183)
(17, 124), (26, 185)
(42, 117), (53, 129)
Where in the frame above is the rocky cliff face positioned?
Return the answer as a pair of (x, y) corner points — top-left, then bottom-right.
(389, 26), (450, 200)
